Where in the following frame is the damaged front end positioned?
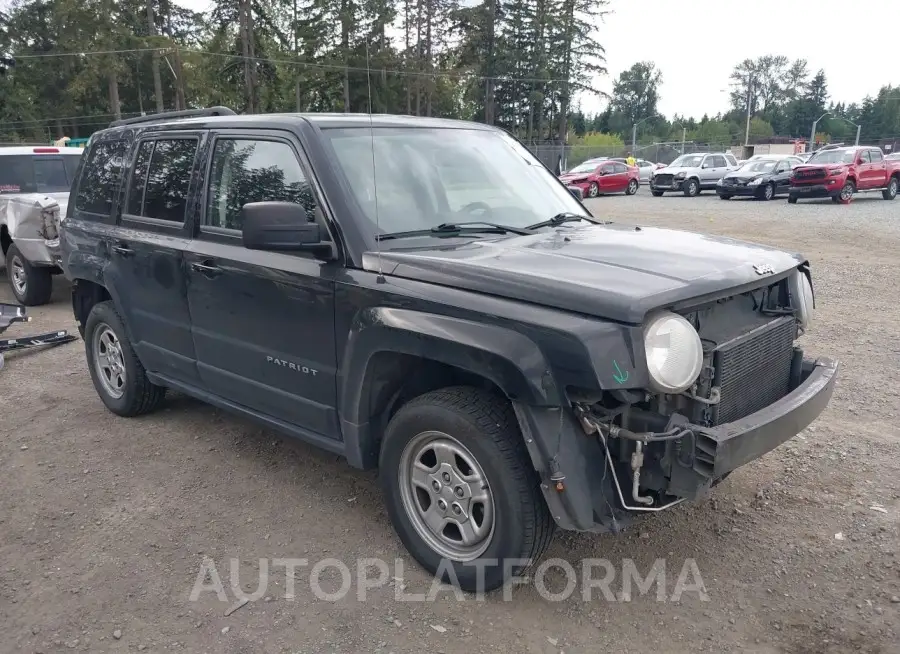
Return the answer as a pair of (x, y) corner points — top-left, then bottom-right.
(0, 194), (64, 266)
(524, 266), (838, 532)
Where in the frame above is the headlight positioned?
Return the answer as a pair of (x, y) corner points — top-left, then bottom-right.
(643, 312), (703, 394)
(674, 172), (686, 179)
(789, 269), (815, 333)
(748, 177), (762, 185)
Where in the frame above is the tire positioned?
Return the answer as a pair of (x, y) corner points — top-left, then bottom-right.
(758, 182), (775, 201)
(651, 190), (664, 197)
(788, 195), (798, 204)
(834, 180), (855, 204)
(5, 242), (53, 306)
(84, 301), (165, 417)
(718, 194), (732, 200)
(883, 176), (899, 200)
(587, 182), (599, 198)
(683, 178), (700, 197)
(379, 386), (554, 593)
(625, 179), (639, 195)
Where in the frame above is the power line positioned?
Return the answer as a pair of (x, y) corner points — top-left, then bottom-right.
(0, 111), (143, 127)
(9, 45), (576, 86)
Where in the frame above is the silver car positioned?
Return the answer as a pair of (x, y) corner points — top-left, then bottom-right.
(649, 152), (739, 197)
(0, 145), (82, 305)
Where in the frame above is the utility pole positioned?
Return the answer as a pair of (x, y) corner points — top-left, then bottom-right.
(810, 111), (830, 152)
(744, 77), (753, 146)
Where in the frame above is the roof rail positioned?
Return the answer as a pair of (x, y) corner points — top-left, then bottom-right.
(109, 106), (236, 128)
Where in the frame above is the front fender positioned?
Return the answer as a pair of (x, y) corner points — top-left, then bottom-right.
(338, 307), (559, 468)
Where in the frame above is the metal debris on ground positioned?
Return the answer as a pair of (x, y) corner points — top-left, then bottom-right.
(0, 302), (77, 370)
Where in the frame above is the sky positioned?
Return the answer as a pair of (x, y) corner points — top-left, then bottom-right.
(585, 0), (900, 119)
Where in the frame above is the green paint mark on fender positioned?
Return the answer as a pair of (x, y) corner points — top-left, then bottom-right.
(612, 360), (629, 384)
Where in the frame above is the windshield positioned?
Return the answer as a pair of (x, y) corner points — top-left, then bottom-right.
(669, 154), (704, 168)
(323, 127), (590, 236)
(738, 160), (778, 173)
(807, 149), (856, 165)
(566, 162), (600, 174)
(0, 154), (82, 194)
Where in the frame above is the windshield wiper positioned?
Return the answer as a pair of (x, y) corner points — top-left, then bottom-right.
(525, 212), (591, 230)
(376, 221), (533, 241)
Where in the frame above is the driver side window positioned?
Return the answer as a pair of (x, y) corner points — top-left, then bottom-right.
(205, 138), (317, 231)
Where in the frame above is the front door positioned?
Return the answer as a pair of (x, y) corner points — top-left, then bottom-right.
(597, 162), (618, 193)
(184, 132), (341, 439)
(106, 133), (204, 385)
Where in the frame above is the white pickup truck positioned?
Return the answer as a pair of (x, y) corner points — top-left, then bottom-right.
(0, 145), (83, 304)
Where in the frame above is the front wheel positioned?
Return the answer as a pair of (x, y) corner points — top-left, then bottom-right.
(834, 180), (855, 204)
(84, 301), (166, 417)
(683, 178), (700, 197)
(718, 194), (732, 200)
(883, 177), (898, 200)
(587, 182), (599, 198)
(788, 195), (798, 204)
(380, 387), (554, 593)
(625, 179), (639, 195)
(758, 182), (775, 201)
(5, 243), (53, 306)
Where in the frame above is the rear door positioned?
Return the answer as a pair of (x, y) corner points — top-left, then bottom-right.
(867, 149), (888, 188)
(107, 132), (204, 386)
(607, 162), (629, 192)
(183, 130), (340, 439)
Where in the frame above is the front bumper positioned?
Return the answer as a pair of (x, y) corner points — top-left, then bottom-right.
(688, 357), (837, 479)
(514, 356), (838, 533)
(717, 183), (761, 197)
(650, 178), (685, 191)
(789, 183), (838, 199)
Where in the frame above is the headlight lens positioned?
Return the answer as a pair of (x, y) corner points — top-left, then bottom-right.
(789, 269), (815, 332)
(643, 312), (703, 394)
(748, 177), (762, 185)
(674, 172), (686, 179)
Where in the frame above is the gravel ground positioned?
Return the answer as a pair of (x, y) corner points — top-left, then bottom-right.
(1, 190), (899, 654)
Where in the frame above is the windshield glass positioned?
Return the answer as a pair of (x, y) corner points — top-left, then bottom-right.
(739, 160), (778, 173)
(566, 162), (600, 174)
(808, 149), (856, 164)
(669, 154), (704, 168)
(323, 127), (590, 235)
(0, 154), (82, 194)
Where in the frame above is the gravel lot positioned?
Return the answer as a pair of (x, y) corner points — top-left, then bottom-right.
(2, 190), (899, 654)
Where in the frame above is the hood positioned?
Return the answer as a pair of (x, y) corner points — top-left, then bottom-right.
(654, 165), (694, 175)
(368, 223), (804, 323)
(723, 170), (771, 181)
(559, 172), (592, 181)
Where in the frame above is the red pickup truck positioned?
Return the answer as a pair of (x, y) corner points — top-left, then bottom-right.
(788, 146), (900, 204)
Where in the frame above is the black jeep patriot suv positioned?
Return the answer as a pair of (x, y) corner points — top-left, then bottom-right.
(59, 107), (838, 592)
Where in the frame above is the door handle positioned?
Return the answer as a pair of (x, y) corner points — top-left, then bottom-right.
(112, 244), (133, 257)
(190, 261), (223, 278)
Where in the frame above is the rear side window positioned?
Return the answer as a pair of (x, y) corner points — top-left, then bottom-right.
(124, 138), (198, 223)
(204, 138), (316, 231)
(75, 141), (126, 214)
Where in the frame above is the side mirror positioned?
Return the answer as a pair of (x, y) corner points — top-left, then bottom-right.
(240, 201), (332, 255)
(568, 186), (583, 200)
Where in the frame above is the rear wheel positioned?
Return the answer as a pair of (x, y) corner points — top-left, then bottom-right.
(588, 182), (599, 198)
(84, 301), (166, 417)
(380, 386), (554, 593)
(883, 176), (898, 200)
(683, 178), (700, 197)
(5, 243), (53, 306)
(625, 179), (639, 195)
